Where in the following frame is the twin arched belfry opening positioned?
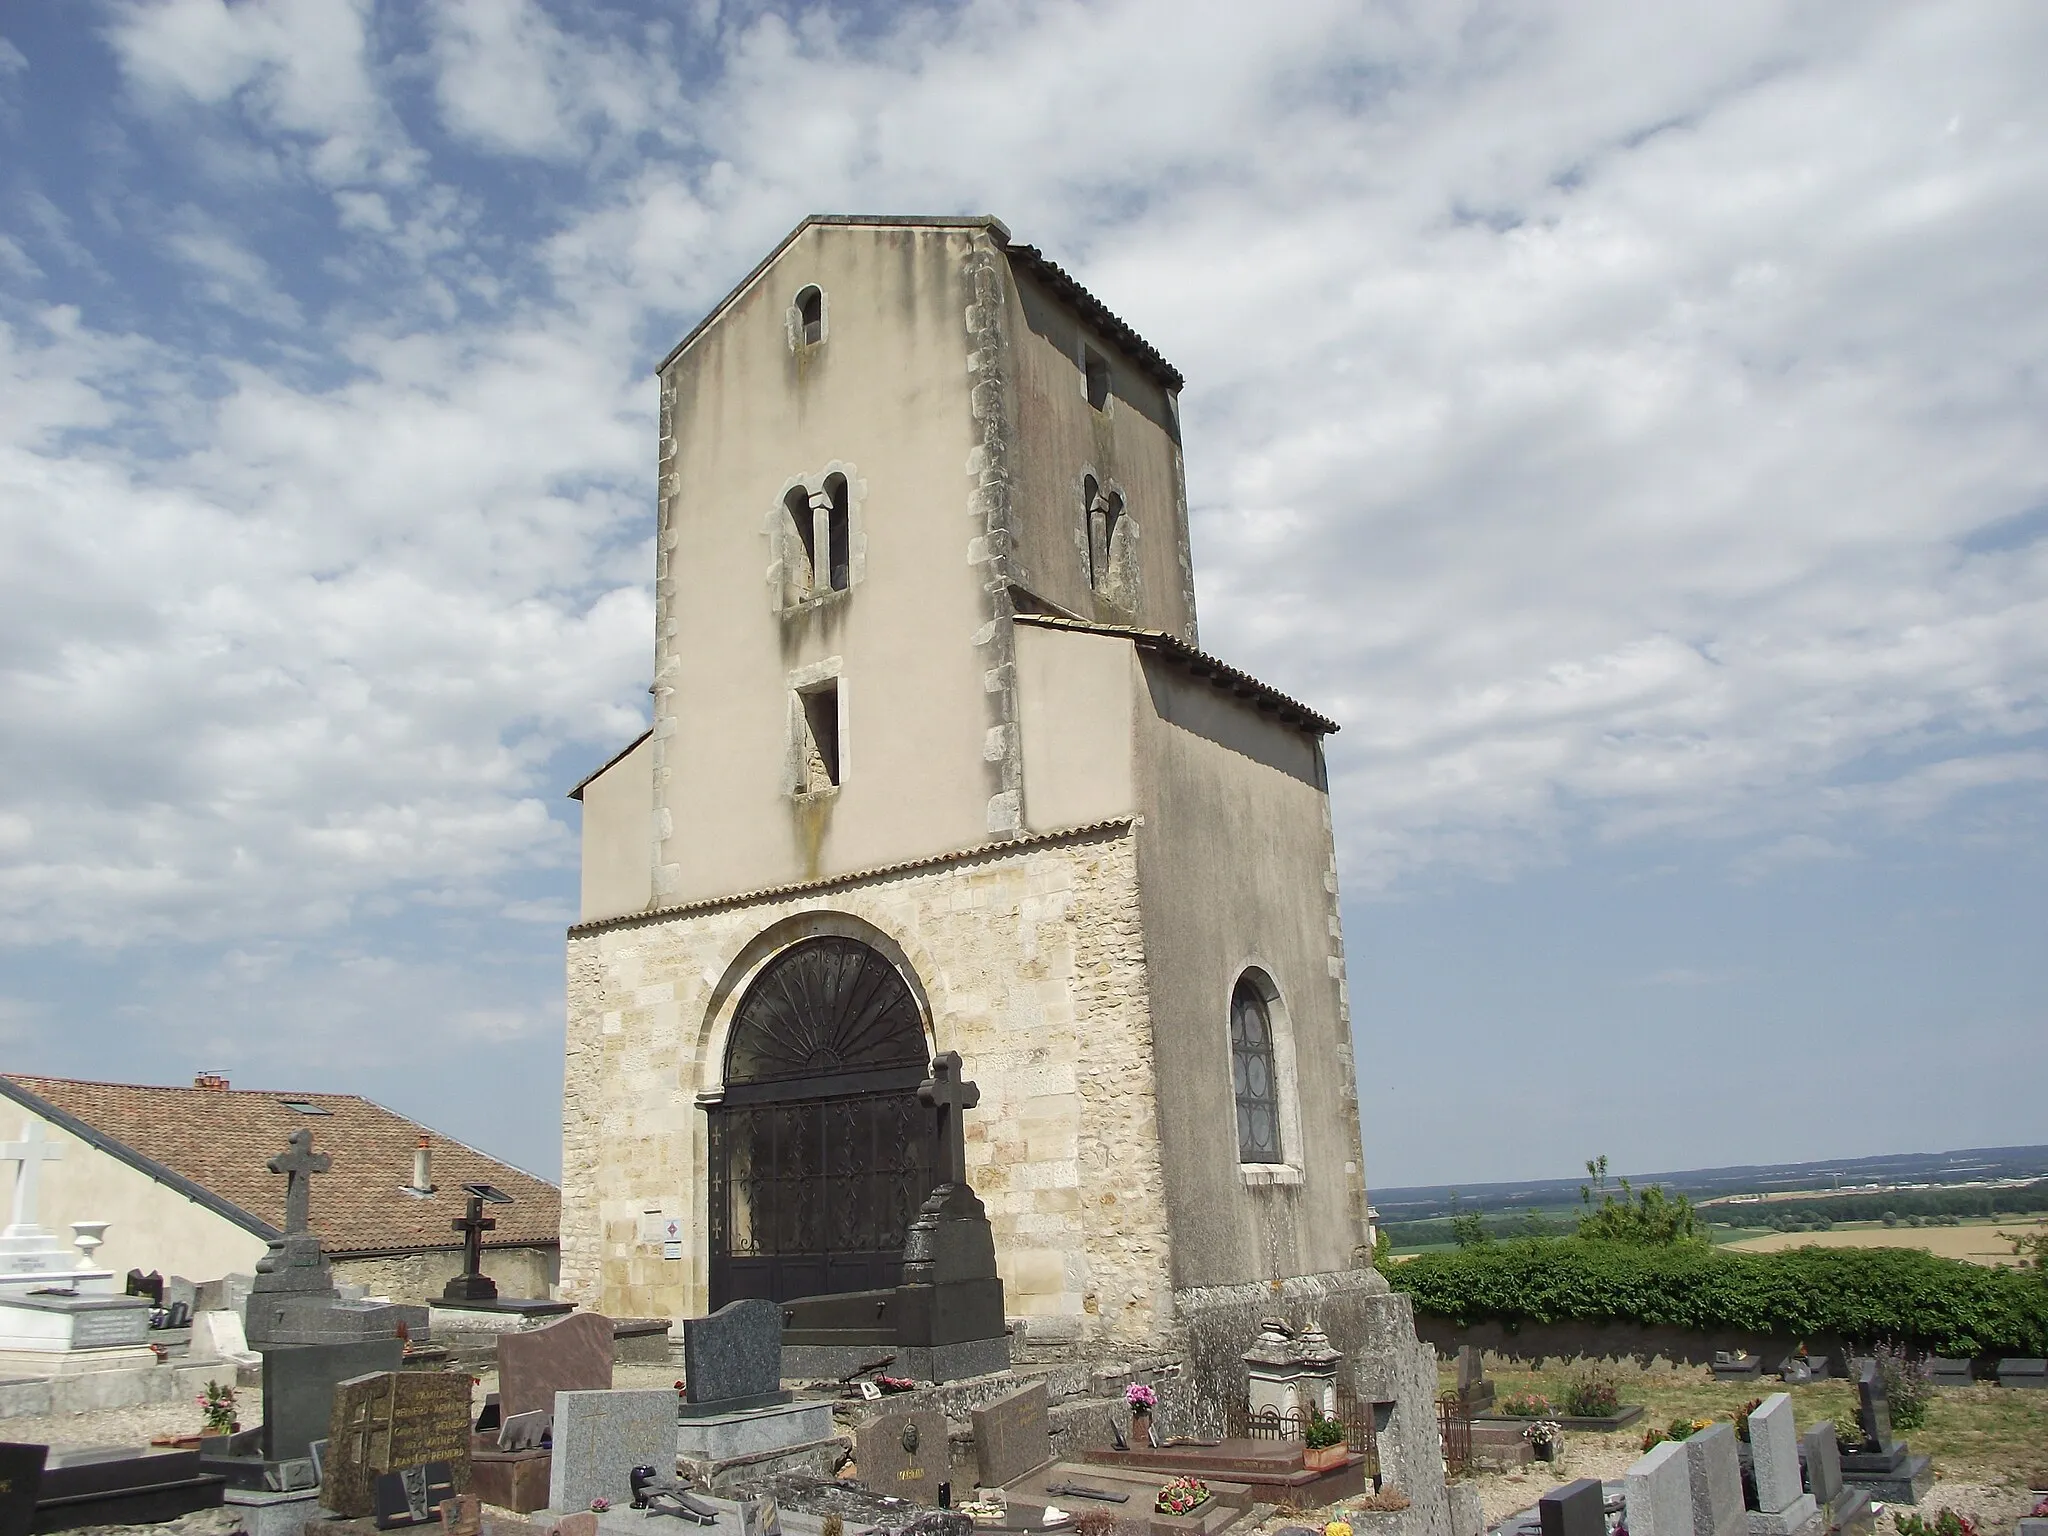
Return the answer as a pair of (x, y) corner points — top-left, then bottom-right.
(702, 935), (937, 1309)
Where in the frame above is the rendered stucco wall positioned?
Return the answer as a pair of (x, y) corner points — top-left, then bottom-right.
(1129, 659), (1369, 1289)
(561, 824), (1175, 1347)
(578, 735), (653, 922)
(14, 1112), (271, 1283)
(1002, 266), (1197, 643)
(1014, 624), (1136, 833)
(651, 224), (1000, 906)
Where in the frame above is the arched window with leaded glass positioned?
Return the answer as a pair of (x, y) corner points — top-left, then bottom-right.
(1231, 975), (1282, 1164)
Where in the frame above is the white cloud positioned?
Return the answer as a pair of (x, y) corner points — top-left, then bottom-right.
(8, 0), (2047, 950)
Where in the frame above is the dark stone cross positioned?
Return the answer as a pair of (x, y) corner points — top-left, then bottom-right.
(268, 1129), (331, 1236)
(450, 1195), (496, 1295)
(919, 1051), (979, 1189)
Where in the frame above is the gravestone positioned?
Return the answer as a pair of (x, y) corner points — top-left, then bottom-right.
(1682, 1424), (1746, 1536)
(259, 1337), (407, 1468)
(1456, 1347), (1496, 1415)
(499, 1312), (614, 1421)
(0, 1442), (47, 1536)
(1798, 1426), (1840, 1507)
(971, 1381), (1050, 1488)
(443, 1189), (508, 1305)
(1997, 1358), (2048, 1389)
(1926, 1359), (1971, 1387)
(324, 1370), (473, 1518)
(854, 1410), (949, 1507)
(1854, 1363), (1895, 1452)
(547, 1389), (676, 1515)
(1538, 1478), (1605, 1536)
(1624, 1439), (1691, 1536)
(1744, 1395), (1818, 1536)
(681, 1300), (789, 1413)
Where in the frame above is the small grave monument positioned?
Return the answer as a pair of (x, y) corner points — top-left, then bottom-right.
(33, 1445), (227, 1529)
(429, 1183), (570, 1329)
(1926, 1358), (1971, 1387)
(972, 1380), (1051, 1490)
(854, 1410), (950, 1508)
(1712, 1352), (1764, 1383)
(1743, 1394), (1818, 1536)
(1456, 1346), (1496, 1415)
(780, 1054), (1010, 1383)
(1682, 1423), (1746, 1536)
(1539, 1478), (1605, 1536)
(243, 1131), (427, 1349)
(1624, 1439), (1691, 1536)
(547, 1389), (677, 1516)
(676, 1299), (835, 1491)
(476, 1311), (613, 1514)
(0, 1442), (46, 1536)
(0, 1122), (150, 1371)
(1242, 1319), (1341, 1424)
(1837, 1361), (1932, 1503)
(325, 1369), (474, 1519)
(1799, 1422), (1872, 1536)
(1997, 1358), (2048, 1390)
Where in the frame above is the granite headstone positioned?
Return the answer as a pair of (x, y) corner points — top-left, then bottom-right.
(1854, 1363), (1895, 1451)
(971, 1381), (1049, 1488)
(1745, 1395), (1818, 1536)
(1538, 1478), (1605, 1536)
(1624, 1440), (1691, 1536)
(547, 1389), (676, 1515)
(1799, 1425), (1840, 1506)
(261, 1338), (406, 1466)
(499, 1313), (614, 1423)
(681, 1300), (787, 1412)
(1683, 1423), (1746, 1536)
(855, 1411), (949, 1508)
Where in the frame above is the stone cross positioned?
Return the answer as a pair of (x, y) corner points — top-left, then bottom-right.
(919, 1052), (980, 1188)
(268, 1130), (331, 1236)
(1, 1120), (64, 1235)
(452, 1194), (496, 1279)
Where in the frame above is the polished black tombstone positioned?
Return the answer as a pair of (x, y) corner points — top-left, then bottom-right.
(1538, 1479), (1605, 1536)
(0, 1443), (47, 1536)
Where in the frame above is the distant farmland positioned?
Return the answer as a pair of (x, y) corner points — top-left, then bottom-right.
(1719, 1215), (2048, 1267)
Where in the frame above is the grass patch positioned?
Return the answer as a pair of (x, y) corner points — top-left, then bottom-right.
(1438, 1362), (2048, 1481)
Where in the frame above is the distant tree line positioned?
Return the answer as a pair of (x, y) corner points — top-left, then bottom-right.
(1714, 1180), (2048, 1228)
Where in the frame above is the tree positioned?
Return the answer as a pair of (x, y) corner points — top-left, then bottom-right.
(1450, 1213), (1491, 1248)
(1577, 1154), (1703, 1245)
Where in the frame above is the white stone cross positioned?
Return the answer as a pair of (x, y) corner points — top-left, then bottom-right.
(1, 1120), (65, 1236)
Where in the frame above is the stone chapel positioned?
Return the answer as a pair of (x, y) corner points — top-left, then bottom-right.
(561, 215), (1374, 1356)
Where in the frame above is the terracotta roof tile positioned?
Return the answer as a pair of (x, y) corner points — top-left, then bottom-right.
(0, 1075), (558, 1258)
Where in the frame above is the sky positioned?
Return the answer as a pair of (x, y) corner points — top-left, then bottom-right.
(0, 1), (2044, 1193)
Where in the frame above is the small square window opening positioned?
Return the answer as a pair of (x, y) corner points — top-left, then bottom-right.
(1084, 348), (1111, 411)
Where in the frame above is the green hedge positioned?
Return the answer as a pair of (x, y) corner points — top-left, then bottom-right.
(1386, 1239), (2048, 1356)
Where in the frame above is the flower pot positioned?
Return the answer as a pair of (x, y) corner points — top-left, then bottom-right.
(1303, 1444), (1349, 1472)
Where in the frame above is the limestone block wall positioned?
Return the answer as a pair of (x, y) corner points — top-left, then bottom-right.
(560, 822), (1174, 1348)
(331, 1245), (559, 1307)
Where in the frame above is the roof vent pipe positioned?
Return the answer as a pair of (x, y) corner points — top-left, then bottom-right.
(410, 1135), (435, 1195)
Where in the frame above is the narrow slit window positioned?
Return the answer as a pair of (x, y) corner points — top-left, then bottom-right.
(1084, 348), (1111, 411)
(785, 486), (817, 592)
(797, 287), (823, 346)
(799, 682), (840, 791)
(1231, 977), (1281, 1164)
(825, 474), (850, 591)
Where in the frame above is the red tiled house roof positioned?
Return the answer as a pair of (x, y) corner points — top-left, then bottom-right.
(0, 1075), (558, 1258)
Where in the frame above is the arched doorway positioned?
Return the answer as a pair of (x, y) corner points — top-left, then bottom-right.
(704, 935), (935, 1307)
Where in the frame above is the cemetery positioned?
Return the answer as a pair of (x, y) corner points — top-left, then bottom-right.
(1, 218), (2044, 1536)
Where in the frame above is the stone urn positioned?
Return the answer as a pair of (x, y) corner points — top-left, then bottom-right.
(70, 1220), (111, 1271)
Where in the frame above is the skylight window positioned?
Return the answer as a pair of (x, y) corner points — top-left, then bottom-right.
(278, 1100), (331, 1115)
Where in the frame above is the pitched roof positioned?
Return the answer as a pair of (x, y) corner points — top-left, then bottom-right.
(1012, 613), (1341, 736)
(654, 214), (1184, 392)
(0, 1075), (558, 1259)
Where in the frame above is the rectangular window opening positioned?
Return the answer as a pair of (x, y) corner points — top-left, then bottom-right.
(1084, 348), (1111, 411)
(799, 682), (840, 791)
